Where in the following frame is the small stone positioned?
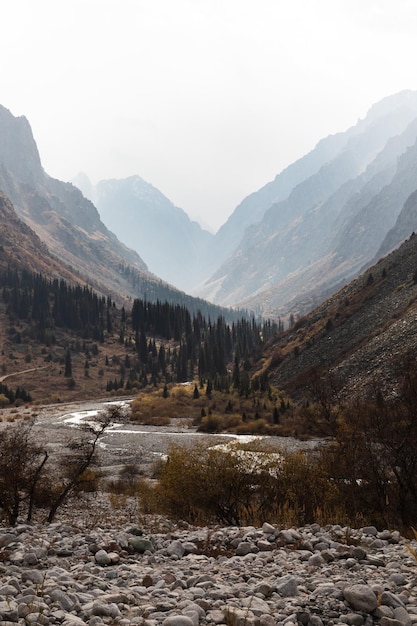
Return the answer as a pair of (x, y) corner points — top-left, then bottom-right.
(207, 610), (225, 625)
(308, 553), (325, 566)
(0, 585), (19, 596)
(223, 607), (257, 626)
(393, 606), (412, 626)
(0, 599), (18, 622)
(94, 549), (111, 566)
(262, 522), (275, 534)
(350, 546), (367, 560)
(183, 542), (198, 554)
(278, 530), (296, 544)
(128, 537), (155, 553)
(108, 551), (120, 564)
(276, 575), (298, 597)
(23, 552), (39, 566)
(340, 614), (365, 625)
(21, 570), (45, 585)
(389, 573), (407, 586)
(242, 596), (270, 616)
(235, 541), (254, 556)
(381, 591), (406, 608)
(344, 584), (378, 613)
(254, 582), (273, 597)
(92, 600), (121, 618)
(167, 540), (185, 558)
(0, 533), (16, 548)
(50, 589), (75, 612)
(162, 617), (195, 626)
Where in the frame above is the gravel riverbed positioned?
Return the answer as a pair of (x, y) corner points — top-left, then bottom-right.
(0, 517), (417, 626)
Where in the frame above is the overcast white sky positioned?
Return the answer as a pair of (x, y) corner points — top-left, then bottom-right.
(2, 0), (417, 232)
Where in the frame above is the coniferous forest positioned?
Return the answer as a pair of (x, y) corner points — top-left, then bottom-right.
(1, 265), (283, 396)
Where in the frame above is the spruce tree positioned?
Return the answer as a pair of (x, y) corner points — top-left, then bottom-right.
(64, 349), (73, 377)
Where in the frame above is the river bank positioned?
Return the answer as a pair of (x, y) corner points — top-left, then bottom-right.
(1, 397), (322, 480)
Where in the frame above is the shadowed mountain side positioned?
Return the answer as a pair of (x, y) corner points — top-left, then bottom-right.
(255, 231), (417, 397)
(239, 126), (417, 318)
(376, 188), (417, 259)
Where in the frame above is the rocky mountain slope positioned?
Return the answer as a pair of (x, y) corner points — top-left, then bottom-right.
(197, 90), (417, 316)
(255, 229), (417, 397)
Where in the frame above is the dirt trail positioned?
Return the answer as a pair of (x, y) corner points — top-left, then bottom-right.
(0, 365), (48, 383)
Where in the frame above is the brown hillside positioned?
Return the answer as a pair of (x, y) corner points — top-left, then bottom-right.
(0, 191), (82, 283)
(257, 231), (417, 397)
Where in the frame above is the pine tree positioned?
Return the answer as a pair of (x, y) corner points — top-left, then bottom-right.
(64, 349), (73, 378)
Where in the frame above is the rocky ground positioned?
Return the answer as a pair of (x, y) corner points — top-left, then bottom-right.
(1, 511), (417, 626)
(2, 401), (417, 625)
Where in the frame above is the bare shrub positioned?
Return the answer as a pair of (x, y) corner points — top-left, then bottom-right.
(0, 421), (49, 525)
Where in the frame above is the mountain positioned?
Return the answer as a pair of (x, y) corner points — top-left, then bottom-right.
(197, 90), (417, 316)
(208, 126), (361, 273)
(0, 189), (81, 283)
(240, 118), (417, 319)
(376, 187), (417, 259)
(0, 105), (225, 311)
(254, 229), (417, 398)
(77, 175), (213, 292)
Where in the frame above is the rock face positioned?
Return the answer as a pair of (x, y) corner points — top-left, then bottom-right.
(0, 519), (416, 626)
(0, 105), (44, 185)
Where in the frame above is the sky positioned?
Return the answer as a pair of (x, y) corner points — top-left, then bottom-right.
(2, 0), (417, 232)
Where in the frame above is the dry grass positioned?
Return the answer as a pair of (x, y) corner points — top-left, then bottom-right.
(0, 305), (136, 405)
(128, 382), (294, 436)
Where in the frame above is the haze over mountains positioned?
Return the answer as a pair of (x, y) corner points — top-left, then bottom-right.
(73, 173), (213, 292)
(199, 90), (417, 315)
(69, 90), (417, 322)
(3, 91), (417, 325)
(4, 93), (417, 409)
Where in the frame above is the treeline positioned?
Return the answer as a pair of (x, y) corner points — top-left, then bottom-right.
(118, 262), (250, 323)
(126, 298), (281, 390)
(2, 267), (111, 342)
(1, 266), (284, 393)
(0, 382), (32, 405)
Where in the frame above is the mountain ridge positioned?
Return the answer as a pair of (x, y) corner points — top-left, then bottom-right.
(196, 90), (417, 316)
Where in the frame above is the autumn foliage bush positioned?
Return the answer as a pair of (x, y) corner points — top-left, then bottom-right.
(134, 441), (347, 527)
